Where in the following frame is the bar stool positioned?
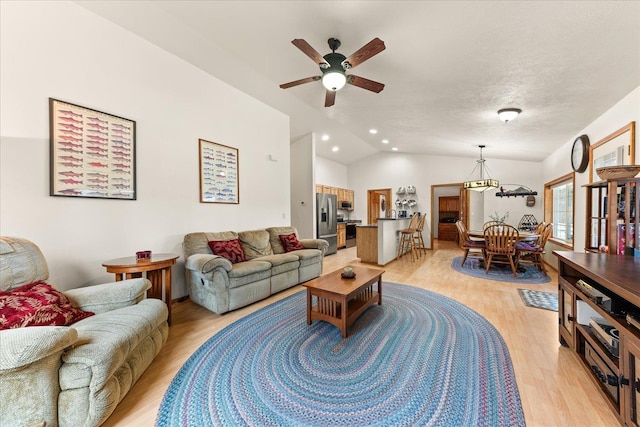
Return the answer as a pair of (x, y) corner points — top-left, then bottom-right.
(412, 214), (427, 255)
(397, 213), (420, 261)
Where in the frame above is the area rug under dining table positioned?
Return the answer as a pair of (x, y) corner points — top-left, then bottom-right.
(156, 282), (525, 427)
(451, 256), (551, 284)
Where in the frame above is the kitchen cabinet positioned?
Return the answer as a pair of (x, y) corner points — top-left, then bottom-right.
(346, 189), (354, 208)
(584, 177), (639, 255)
(555, 251), (640, 426)
(338, 188), (348, 203)
(438, 224), (458, 241)
(316, 184), (354, 210)
(439, 196), (459, 213)
(337, 223), (346, 249)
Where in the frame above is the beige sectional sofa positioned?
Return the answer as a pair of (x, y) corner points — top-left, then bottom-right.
(183, 226), (328, 314)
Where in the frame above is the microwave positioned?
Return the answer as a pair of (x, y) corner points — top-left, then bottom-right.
(340, 201), (352, 209)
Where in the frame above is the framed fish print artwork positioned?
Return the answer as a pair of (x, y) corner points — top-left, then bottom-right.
(49, 98), (136, 200)
(199, 139), (239, 204)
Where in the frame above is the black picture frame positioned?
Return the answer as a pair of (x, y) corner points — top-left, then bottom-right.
(49, 98), (136, 200)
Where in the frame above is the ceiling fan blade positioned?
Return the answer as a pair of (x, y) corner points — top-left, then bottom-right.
(291, 39), (329, 66)
(325, 90), (336, 107)
(279, 76), (320, 89)
(343, 38), (386, 69)
(347, 75), (385, 93)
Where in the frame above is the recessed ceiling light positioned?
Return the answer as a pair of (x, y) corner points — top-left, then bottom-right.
(332, 146), (339, 152)
(321, 134), (330, 141)
(382, 139), (389, 144)
(369, 129), (378, 134)
(392, 147), (398, 151)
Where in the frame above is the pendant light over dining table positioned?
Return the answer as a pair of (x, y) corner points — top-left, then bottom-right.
(463, 145), (499, 192)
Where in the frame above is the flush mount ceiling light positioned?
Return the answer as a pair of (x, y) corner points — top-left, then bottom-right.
(497, 108), (522, 123)
(463, 145), (499, 192)
(321, 134), (330, 141)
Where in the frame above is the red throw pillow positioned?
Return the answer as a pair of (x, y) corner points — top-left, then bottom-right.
(207, 239), (247, 263)
(0, 281), (94, 330)
(279, 233), (304, 252)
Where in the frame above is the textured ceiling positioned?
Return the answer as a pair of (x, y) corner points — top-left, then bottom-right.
(77, 1), (640, 165)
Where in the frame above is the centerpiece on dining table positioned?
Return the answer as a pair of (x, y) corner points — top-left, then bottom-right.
(489, 211), (510, 224)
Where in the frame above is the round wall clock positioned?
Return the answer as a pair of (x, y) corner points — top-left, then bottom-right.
(571, 134), (590, 173)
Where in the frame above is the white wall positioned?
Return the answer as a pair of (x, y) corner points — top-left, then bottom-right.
(348, 153), (543, 248)
(290, 134), (315, 239)
(542, 86), (640, 268)
(316, 155), (348, 188)
(0, 1), (291, 297)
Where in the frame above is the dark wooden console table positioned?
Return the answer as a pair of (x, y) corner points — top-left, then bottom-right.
(555, 250), (640, 426)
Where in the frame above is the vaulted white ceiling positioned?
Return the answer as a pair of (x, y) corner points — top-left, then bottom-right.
(77, 1), (640, 165)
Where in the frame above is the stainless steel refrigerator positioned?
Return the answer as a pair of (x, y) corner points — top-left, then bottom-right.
(316, 193), (337, 255)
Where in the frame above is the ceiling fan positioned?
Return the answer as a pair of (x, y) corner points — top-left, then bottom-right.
(280, 37), (386, 107)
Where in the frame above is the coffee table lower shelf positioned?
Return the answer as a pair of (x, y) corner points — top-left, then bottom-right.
(310, 288), (379, 336)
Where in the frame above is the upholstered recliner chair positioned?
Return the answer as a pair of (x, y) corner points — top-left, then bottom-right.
(0, 237), (169, 427)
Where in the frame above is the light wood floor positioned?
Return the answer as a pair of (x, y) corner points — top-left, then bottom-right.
(104, 241), (620, 427)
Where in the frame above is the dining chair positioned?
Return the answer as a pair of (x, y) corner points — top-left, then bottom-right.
(517, 222), (553, 274)
(483, 220), (502, 229)
(483, 224), (520, 276)
(534, 222), (547, 234)
(455, 220), (486, 266)
(397, 213), (420, 261)
(412, 214), (427, 254)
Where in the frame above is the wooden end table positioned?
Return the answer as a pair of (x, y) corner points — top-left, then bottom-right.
(303, 266), (384, 338)
(102, 253), (178, 325)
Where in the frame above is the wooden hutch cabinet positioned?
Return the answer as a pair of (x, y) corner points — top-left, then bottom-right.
(555, 251), (640, 425)
(585, 178), (639, 255)
(437, 196), (460, 241)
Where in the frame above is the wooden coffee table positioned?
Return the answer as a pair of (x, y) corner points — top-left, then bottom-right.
(303, 266), (384, 338)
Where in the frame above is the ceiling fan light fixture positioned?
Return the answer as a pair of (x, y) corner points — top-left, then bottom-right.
(497, 108), (522, 123)
(321, 71), (346, 91)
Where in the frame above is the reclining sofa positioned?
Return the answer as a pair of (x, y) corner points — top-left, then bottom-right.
(0, 237), (168, 427)
(183, 226), (328, 314)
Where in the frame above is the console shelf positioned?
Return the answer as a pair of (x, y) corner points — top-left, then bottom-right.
(555, 250), (640, 426)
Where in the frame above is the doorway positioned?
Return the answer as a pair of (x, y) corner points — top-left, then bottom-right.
(430, 183), (467, 245)
(367, 188), (392, 225)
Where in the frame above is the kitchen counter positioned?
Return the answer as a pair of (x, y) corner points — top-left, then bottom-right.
(356, 218), (412, 265)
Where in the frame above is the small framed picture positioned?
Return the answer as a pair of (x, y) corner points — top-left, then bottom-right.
(199, 139), (239, 204)
(49, 98), (136, 200)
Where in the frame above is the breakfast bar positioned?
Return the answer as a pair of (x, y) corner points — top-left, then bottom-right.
(356, 218), (413, 265)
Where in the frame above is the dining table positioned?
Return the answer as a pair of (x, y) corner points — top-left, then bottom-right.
(468, 229), (539, 242)
(467, 229), (540, 273)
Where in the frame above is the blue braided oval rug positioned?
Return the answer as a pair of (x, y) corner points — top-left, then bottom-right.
(156, 282), (525, 427)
